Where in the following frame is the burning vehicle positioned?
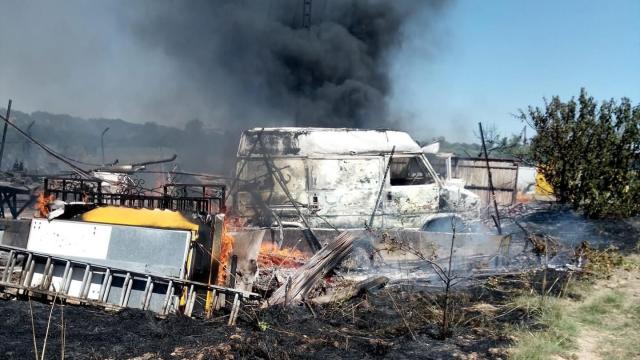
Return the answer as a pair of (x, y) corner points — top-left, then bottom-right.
(231, 127), (480, 230)
(0, 113), (608, 359)
(226, 128), (509, 295)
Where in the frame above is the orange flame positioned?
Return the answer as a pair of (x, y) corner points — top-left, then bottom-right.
(216, 219), (235, 285)
(36, 193), (55, 217)
(516, 191), (532, 203)
(258, 243), (308, 268)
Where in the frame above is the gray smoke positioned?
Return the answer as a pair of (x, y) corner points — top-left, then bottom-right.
(0, 0), (449, 173)
(131, 0), (446, 129)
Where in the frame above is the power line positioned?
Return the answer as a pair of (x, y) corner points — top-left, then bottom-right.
(0, 111), (92, 179)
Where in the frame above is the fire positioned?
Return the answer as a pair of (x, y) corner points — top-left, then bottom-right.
(35, 193), (55, 217)
(258, 243), (308, 268)
(150, 173), (166, 196)
(516, 191), (532, 203)
(216, 219), (235, 285)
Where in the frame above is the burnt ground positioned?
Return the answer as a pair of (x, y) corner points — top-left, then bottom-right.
(0, 270), (571, 360)
(1, 203), (633, 359)
(503, 202), (640, 252)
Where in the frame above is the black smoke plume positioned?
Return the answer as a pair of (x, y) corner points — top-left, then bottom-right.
(132, 0), (443, 129)
(0, 1), (449, 174)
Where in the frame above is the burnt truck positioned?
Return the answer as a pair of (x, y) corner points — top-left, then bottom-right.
(230, 127), (480, 231)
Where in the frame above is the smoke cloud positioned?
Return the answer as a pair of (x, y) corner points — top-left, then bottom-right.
(131, 0), (446, 129)
(0, 1), (450, 172)
(0, 0), (449, 130)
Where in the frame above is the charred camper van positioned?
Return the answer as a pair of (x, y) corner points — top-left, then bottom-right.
(231, 128), (479, 230)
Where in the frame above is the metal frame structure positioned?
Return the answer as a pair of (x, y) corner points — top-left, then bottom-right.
(0, 184), (36, 219)
(0, 244), (257, 323)
(44, 177), (226, 214)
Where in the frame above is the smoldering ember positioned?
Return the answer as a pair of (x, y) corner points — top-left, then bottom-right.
(1, 1), (639, 360)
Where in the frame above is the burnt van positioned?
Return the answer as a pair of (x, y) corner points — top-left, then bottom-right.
(230, 128), (479, 230)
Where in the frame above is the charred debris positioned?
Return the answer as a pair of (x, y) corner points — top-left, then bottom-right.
(0, 102), (625, 358)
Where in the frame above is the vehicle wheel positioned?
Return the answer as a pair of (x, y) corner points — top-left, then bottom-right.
(422, 216), (467, 232)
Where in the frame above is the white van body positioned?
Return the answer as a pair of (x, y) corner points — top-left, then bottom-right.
(231, 128), (479, 229)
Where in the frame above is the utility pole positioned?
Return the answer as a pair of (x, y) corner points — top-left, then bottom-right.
(0, 100), (12, 170)
(101, 127), (110, 166)
(302, 0), (312, 30)
(294, 0), (312, 127)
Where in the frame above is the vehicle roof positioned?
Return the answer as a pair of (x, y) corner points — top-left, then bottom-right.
(238, 127), (422, 156)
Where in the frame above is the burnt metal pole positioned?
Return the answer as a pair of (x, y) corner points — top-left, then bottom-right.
(101, 127), (110, 166)
(478, 122), (502, 235)
(369, 146), (395, 229)
(0, 100), (12, 170)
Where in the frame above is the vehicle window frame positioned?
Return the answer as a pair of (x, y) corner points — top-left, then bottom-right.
(388, 155), (435, 186)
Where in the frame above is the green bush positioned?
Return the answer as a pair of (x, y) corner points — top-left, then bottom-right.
(520, 89), (640, 218)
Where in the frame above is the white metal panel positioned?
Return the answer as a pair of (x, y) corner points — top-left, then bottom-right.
(307, 158), (382, 228)
(238, 128), (422, 157)
(28, 219), (111, 260)
(310, 158), (380, 190)
(30, 272), (103, 299)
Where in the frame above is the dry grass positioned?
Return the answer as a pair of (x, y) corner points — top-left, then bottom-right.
(508, 255), (640, 360)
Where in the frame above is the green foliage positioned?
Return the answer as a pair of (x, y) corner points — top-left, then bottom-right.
(509, 274), (640, 360)
(521, 88), (640, 218)
(257, 321), (269, 331)
(434, 137), (481, 157)
(429, 132), (530, 160)
(509, 296), (577, 360)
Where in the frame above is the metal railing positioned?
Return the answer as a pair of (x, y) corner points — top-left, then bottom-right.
(0, 244), (258, 323)
(44, 177), (226, 214)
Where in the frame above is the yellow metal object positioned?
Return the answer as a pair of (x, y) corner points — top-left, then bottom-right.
(81, 206), (199, 232)
(535, 171), (554, 195)
(82, 206), (200, 309)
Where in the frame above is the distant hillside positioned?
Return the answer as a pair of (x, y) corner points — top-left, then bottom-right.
(0, 109), (240, 174)
(0, 108), (528, 176)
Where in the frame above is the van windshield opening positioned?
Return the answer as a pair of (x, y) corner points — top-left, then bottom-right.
(389, 156), (434, 186)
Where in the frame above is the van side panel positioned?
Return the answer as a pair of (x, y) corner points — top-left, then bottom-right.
(308, 158), (382, 228)
(383, 184), (440, 228)
(235, 158), (307, 223)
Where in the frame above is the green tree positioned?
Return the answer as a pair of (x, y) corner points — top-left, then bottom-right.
(520, 89), (640, 218)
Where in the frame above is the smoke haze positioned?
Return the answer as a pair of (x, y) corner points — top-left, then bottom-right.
(0, 1), (449, 128)
(0, 0), (450, 171)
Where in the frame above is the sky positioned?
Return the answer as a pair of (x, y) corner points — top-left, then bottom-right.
(391, 0), (640, 142)
(0, 0), (638, 143)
